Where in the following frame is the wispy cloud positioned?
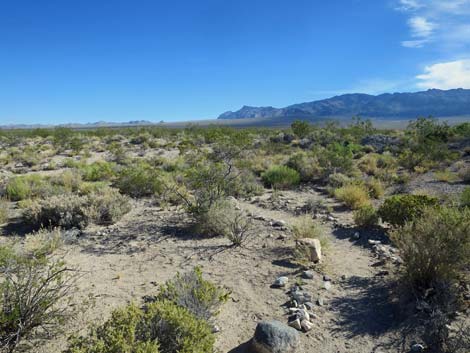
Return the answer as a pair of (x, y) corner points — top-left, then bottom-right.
(408, 16), (436, 37)
(396, 0), (470, 49)
(416, 59), (470, 89)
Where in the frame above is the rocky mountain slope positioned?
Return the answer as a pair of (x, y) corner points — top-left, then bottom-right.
(218, 88), (470, 120)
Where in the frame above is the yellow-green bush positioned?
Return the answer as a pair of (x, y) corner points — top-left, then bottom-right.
(5, 175), (45, 201)
(0, 200), (7, 224)
(261, 165), (300, 189)
(80, 161), (116, 182)
(115, 164), (163, 198)
(353, 205), (379, 228)
(158, 267), (228, 321)
(366, 178), (384, 199)
(390, 207), (470, 293)
(67, 297), (216, 353)
(334, 184), (371, 209)
(378, 194), (439, 227)
(291, 215), (323, 240)
(461, 187), (470, 208)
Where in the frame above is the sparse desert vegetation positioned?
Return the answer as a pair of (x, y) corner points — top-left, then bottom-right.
(0, 117), (469, 353)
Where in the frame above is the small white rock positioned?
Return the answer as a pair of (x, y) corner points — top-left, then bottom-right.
(288, 318), (302, 331)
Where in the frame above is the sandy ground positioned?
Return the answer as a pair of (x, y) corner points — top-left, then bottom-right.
(10, 187), (408, 353)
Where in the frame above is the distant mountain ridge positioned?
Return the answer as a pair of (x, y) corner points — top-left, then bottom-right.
(218, 89), (470, 120)
(0, 120), (156, 130)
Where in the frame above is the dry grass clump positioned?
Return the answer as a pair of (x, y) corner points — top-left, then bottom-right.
(434, 170), (459, 183)
(291, 215), (323, 240)
(334, 184), (371, 209)
(457, 165), (470, 183)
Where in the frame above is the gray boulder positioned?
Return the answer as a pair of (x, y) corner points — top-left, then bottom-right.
(252, 320), (300, 353)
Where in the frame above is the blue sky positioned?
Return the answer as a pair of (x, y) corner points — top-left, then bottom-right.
(1, 0), (470, 124)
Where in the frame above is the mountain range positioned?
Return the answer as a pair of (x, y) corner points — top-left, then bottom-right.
(217, 89), (470, 120)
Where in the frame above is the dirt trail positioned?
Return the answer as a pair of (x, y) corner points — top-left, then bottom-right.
(34, 189), (401, 353)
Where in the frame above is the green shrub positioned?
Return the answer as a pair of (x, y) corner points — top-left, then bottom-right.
(86, 189), (131, 225)
(390, 207), (470, 293)
(327, 173), (351, 188)
(201, 200), (253, 245)
(261, 165), (300, 189)
(378, 194), (439, 227)
(81, 161), (116, 182)
(334, 184), (371, 210)
(66, 304), (159, 353)
(158, 267), (228, 321)
(460, 187), (470, 208)
(286, 152), (321, 182)
(115, 164), (163, 198)
(353, 205), (379, 228)
(5, 175), (45, 201)
(67, 301), (215, 353)
(0, 242), (76, 352)
(291, 120), (311, 139)
(22, 194), (90, 229)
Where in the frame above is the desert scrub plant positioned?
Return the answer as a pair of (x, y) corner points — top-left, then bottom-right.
(390, 207), (470, 296)
(434, 170), (459, 183)
(457, 165), (470, 183)
(286, 152), (321, 182)
(327, 173), (351, 189)
(378, 194), (439, 227)
(65, 304), (160, 353)
(5, 174), (46, 201)
(158, 266), (228, 321)
(334, 184), (371, 210)
(353, 205), (379, 228)
(0, 242), (77, 353)
(80, 161), (116, 182)
(291, 215), (323, 240)
(0, 199), (7, 225)
(261, 165), (300, 189)
(66, 300), (214, 353)
(365, 178), (384, 199)
(202, 200), (254, 245)
(461, 187), (470, 208)
(21, 194), (90, 229)
(115, 163), (163, 198)
(86, 188), (131, 225)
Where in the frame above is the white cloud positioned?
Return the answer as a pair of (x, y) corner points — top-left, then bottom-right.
(408, 16), (436, 38)
(416, 60), (470, 89)
(401, 39), (428, 48)
(397, 0), (470, 49)
(397, 0), (422, 11)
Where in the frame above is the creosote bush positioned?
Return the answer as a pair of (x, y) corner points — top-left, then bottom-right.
(0, 237), (76, 353)
(353, 205), (379, 228)
(378, 194), (438, 227)
(461, 187), (470, 208)
(261, 165), (300, 189)
(115, 164), (163, 198)
(334, 184), (371, 210)
(67, 268), (224, 353)
(66, 301), (214, 353)
(158, 267), (228, 321)
(202, 200), (253, 246)
(390, 207), (470, 295)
